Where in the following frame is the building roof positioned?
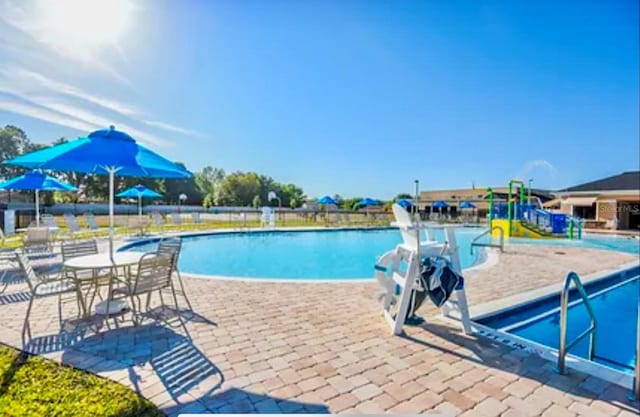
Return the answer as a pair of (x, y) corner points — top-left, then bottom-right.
(562, 171), (640, 192)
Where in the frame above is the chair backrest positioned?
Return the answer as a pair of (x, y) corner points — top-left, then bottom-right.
(132, 252), (175, 294)
(64, 214), (81, 231)
(41, 214), (58, 228)
(392, 203), (420, 250)
(152, 212), (164, 226)
(157, 237), (182, 269)
(26, 227), (51, 243)
(170, 212), (182, 225)
(61, 239), (98, 261)
(85, 214), (99, 230)
(15, 250), (43, 292)
(191, 212), (201, 224)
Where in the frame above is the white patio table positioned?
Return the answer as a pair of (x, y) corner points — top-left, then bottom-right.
(64, 251), (147, 318)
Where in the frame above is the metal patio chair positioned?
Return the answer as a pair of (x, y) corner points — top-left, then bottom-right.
(61, 239), (112, 313)
(156, 237), (193, 313)
(16, 250), (79, 344)
(111, 252), (177, 325)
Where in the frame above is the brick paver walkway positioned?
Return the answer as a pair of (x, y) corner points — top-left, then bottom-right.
(0, 241), (638, 416)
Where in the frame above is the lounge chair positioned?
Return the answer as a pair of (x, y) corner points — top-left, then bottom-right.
(63, 214), (91, 239)
(191, 212), (201, 226)
(85, 213), (107, 236)
(152, 212), (165, 228)
(170, 212), (183, 230)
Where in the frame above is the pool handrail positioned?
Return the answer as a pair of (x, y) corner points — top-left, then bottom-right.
(630, 287), (639, 402)
(555, 271), (597, 375)
(470, 225), (504, 254)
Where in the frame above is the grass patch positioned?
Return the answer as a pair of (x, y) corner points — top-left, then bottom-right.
(0, 344), (162, 417)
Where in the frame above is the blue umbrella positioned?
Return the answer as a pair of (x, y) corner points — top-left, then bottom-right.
(459, 201), (476, 209)
(4, 126), (191, 254)
(396, 199), (413, 210)
(317, 196), (338, 205)
(0, 170), (76, 226)
(356, 197), (381, 208)
(117, 184), (163, 220)
(432, 200), (449, 208)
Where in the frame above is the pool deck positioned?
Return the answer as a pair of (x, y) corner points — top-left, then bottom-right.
(0, 235), (639, 416)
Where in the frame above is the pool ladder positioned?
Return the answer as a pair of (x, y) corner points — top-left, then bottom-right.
(470, 225), (504, 255)
(555, 272), (640, 402)
(555, 272), (597, 375)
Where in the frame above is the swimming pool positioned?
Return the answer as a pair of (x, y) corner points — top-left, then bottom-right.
(477, 265), (640, 374)
(121, 228), (484, 280)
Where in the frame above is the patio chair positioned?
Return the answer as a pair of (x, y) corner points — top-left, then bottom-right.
(23, 227), (54, 256)
(61, 239), (112, 312)
(156, 237), (193, 312)
(111, 252), (177, 325)
(191, 212), (201, 226)
(15, 250), (79, 344)
(152, 211), (165, 228)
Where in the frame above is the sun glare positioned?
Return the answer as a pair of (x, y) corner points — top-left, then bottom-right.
(34, 0), (133, 54)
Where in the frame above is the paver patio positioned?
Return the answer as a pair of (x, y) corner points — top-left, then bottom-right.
(0, 240), (638, 416)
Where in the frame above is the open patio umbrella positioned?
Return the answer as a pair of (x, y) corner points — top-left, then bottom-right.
(356, 197), (381, 208)
(317, 196), (338, 221)
(459, 201), (476, 209)
(0, 170), (76, 226)
(4, 126), (192, 255)
(396, 199), (413, 210)
(117, 184), (162, 221)
(432, 200), (449, 216)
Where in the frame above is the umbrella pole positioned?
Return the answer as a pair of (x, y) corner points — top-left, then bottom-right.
(138, 195), (142, 219)
(108, 168), (115, 258)
(35, 189), (40, 227)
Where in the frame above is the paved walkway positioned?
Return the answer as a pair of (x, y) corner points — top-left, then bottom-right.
(0, 242), (638, 416)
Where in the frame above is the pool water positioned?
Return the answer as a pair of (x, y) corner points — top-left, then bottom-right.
(478, 269), (640, 374)
(124, 228), (483, 279)
(509, 233), (640, 256)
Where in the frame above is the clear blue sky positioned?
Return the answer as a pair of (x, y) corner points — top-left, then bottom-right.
(0, 0), (638, 198)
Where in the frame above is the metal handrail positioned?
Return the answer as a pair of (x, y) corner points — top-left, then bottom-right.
(555, 272), (597, 375)
(630, 284), (639, 401)
(470, 225), (504, 254)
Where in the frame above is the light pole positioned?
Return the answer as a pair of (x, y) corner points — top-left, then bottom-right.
(528, 178), (533, 205)
(179, 193), (187, 213)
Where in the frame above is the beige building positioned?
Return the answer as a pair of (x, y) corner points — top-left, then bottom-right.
(554, 171), (640, 230)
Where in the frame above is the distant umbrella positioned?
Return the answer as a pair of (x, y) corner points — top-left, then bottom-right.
(459, 201), (476, 209)
(117, 184), (163, 220)
(356, 197), (381, 208)
(0, 170), (76, 227)
(396, 199), (413, 210)
(317, 196), (338, 205)
(432, 200), (449, 209)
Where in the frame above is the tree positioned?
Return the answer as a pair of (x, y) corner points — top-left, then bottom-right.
(195, 166), (225, 206)
(162, 162), (203, 205)
(289, 198), (298, 209)
(279, 183), (306, 207)
(0, 125), (33, 179)
(395, 193), (413, 200)
(252, 195), (262, 208)
(217, 171), (262, 206)
(341, 197), (362, 211)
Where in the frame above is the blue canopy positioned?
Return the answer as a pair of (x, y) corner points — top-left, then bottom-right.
(0, 170), (76, 227)
(4, 126), (191, 178)
(3, 126), (192, 254)
(396, 199), (413, 209)
(432, 200), (449, 208)
(117, 184), (162, 199)
(357, 197), (381, 208)
(459, 201), (476, 209)
(0, 170), (76, 192)
(317, 195), (338, 205)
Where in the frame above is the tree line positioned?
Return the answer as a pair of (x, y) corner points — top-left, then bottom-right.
(0, 125), (415, 209)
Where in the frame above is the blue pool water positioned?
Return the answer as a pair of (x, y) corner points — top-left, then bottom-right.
(479, 267), (640, 374)
(123, 228), (483, 279)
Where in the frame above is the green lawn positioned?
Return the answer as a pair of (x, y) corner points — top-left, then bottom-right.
(0, 344), (162, 417)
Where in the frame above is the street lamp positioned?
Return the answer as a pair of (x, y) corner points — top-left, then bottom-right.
(179, 193), (187, 213)
(528, 179), (533, 205)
